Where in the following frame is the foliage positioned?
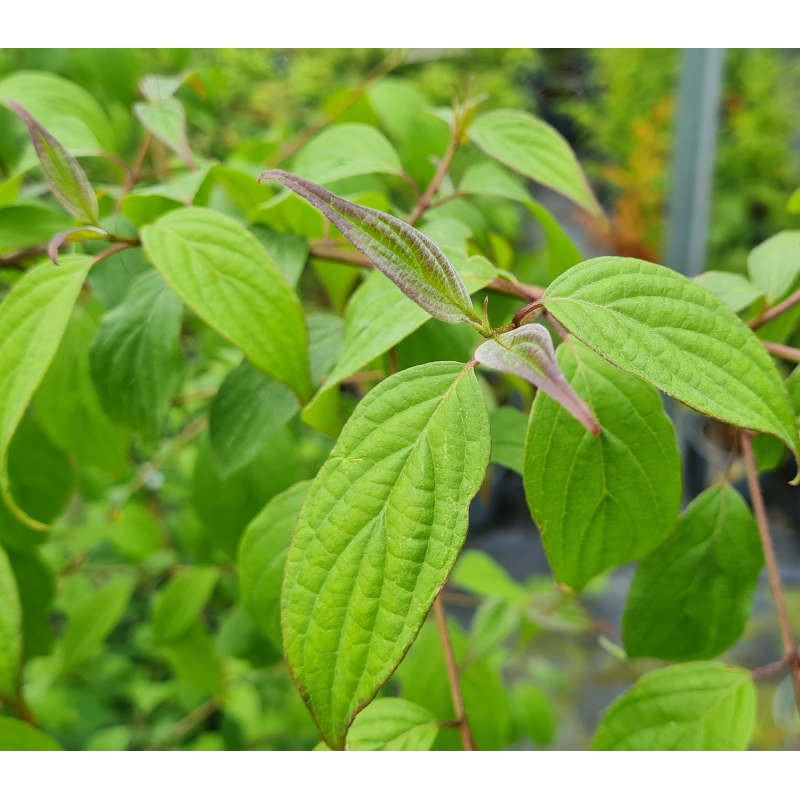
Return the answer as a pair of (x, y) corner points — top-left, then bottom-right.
(0, 49), (799, 753)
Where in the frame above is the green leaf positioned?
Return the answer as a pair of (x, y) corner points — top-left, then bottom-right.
(157, 620), (223, 697)
(260, 171), (481, 327)
(0, 204), (71, 256)
(251, 226), (309, 287)
(134, 98), (194, 168)
(210, 359), (299, 478)
(9, 102), (98, 224)
(747, 231), (800, 302)
(0, 254), (91, 529)
(90, 271), (183, 442)
(347, 698), (439, 751)
(60, 575), (135, 675)
(121, 165), (213, 227)
(107, 503), (164, 563)
(35, 307), (129, 476)
(592, 662), (756, 750)
(475, 323), (599, 435)
(153, 566), (219, 643)
(450, 550), (528, 603)
(490, 406), (528, 475)
(694, 270), (765, 315)
(467, 110), (601, 217)
(0, 545), (22, 697)
(238, 481), (311, 649)
(308, 311), (344, 385)
(0, 71), (115, 157)
(543, 257), (800, 462)
(141, 207), (311, 401)
(7, 549), (55, 660)
(524, 343), (681, 589)
(512, 684), (557, 746)
(282, 361), (490, 748)
(0, 718), (61, 751)
(622, 485), (763, 660)
(293, 123), (403, 184)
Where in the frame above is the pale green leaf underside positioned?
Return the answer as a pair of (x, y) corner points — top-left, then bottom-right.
(0, 545), (21, 697)
(467, 109), (601, 217)
(622, 484), (763, 661)
(282, 362), (490, 749)
(293, 123), (403, 184)
(0, 255), (92, 530)
(141, 207), (311, 401)
(544, 258), (800, 460)
(238, 480), (311, 649)
(524, 343), (681, 589)
(694, 271), (764, 314)
(592, 662), (756, 750)
(347, 698), (439, 751)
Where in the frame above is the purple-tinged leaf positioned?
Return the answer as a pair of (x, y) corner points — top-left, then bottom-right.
(9, 102), (99, 224)
(475, 324), (600, 436)
(46, 226), (107, 263)
(259, 170), (481, 327)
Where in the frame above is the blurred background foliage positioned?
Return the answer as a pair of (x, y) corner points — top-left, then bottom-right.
(0, 48), (799, 751)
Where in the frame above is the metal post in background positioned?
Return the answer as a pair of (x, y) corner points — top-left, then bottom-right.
(664, 48), (726, 498)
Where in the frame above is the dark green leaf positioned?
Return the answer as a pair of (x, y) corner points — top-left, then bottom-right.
(622, 485), (763, 660)
(0, 544), (21, 697)
(153, 566), (219, 643)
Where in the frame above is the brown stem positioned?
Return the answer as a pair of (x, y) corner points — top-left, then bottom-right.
(116, 132), (153, 212)
(486, 277), (544, 302)
(309, 241), (372, 268)
(761, 341), (800, 363)
(92, 242), (133, 268)
(751, 287), (800, 330)
(741, 431), (800, 711)
(0, 243), (47, 269)
(751, 654), (793, 681)
(433, 594), (476, 751)
(0, 692), (38, 726)
(147, 698), (218, 750)
(407, 117), (464, 226)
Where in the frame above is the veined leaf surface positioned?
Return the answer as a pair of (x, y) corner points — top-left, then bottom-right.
(282, 361), (490, 748)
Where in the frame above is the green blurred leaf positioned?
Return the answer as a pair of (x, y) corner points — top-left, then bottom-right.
(544, 257), (800, 463)
(107, 503), (164, 563)
(142, 207), (312, 401)
(0, 254), (91, 529)
(694, 270), (765, 315)
(747, 231), (800, 303)
(238, 481), (311, 649)
(468, 109), (601, 217)
(292, 123), (403, 184)
(7, 549), (54, 660)
(347, 698), (438, 751)
(489, 406), (528, 475)
(283, 362), (490, 748)
(134, 97), (194, 168)
(450, 550), (527, 603)
(90, 271), (183, 442)
(622, 485), (763, 660)
(592, 662), (756, 750)
(157, 620), (223, 697)
(524, 342), (681, 588)
(512, 684), (557, 746)
(209, 359), (299, 478)
(0, 204), (70, 256)
(0, 717), (61, 750)
(153, 566), (219, 643)
(0, 545), (22, 697)
(9, 101), (98, 223)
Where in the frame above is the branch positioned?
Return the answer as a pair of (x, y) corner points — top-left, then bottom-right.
(0, 692), (38, 726)
(751, 287), (800, 330)
(147, 698), (218, 750)
(433, 594), (476, 751)
(741, 431), (800, 712)
(407, 121), (462, 226)
(761, 340), (800, 363)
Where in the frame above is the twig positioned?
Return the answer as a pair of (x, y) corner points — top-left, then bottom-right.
(741, 431), (800, 711)
(407, 121), (463, 226)
(751, 654), (793, 681)
(116, 132), (153, 212)
(751, 287), (800, 330)
(761, 341), (800, 363)
(486, 277), (543, 302)
(309, 241), (372, 268)
(147, 698), (218, 750)
(0, 692), (38, 726)
(433, 594), (476, 751)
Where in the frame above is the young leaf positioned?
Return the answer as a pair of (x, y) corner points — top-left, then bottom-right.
(134, 97), (194, 168)
(347, 698), (439, 751)
(475, 323), (600, 435)
(0, 718), (61, 751)
(747, 231), (800, 303)
(293, 123), (404, 184)
(592, 662), (756, 750)
(543, 257), (800, 462)
(450, 550), (528, 603)
(141, 207), (312, 401)
(0, 254), (92, 530)
(210, 360), (299, 478)
(622, 485), (763, 660)
(9, 102), (99, 224)
(153, 566), (219, 643)
(0, 545), (22, 697)
(89, 271), (183, 442)
(694, 271), (765, 315)
(60, 575), (135, 675)
(282, 361), (490, 749)
(260, 170), (481, 327)
(524, 343), (681, 589)
(238, 481), (311, 649)
(467, 110), (602, 218)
